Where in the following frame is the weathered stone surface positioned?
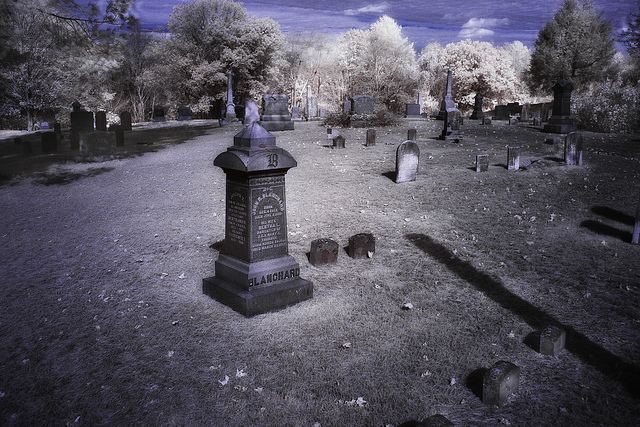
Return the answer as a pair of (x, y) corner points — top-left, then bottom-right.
(538, 325), (566, 356)
(244, 100), (260, 125)
(351, 95), (374, 115)
(441, 110), (463, 142)
(260, 94), (294, 131)
(291, 106), (301, 120)
(79, 131), (116, 155)
(95, 111), (107, 131)
(417, 414), (454, 427)
(40, 132), (58, 154)
(120, 111), (132, 131)
(494, 105), (509, 120)
(544, 80), (577, 134)
(564, 132), (583, 166)
(366, 129), (376, 146)
(482, 361), (520, 406)
(507, 146), (520, 171)
(348, 233), (375, 259)
(405, 103), (421, 118)
(521, 103), (531, 121)
(395, 140), (419, 183)
(333, 135), (345, 149)
(343, 99), (352, 114)
(482, 117), (492, 125)
(470, 93), (484, 120)
(309, 238), (339, 266)
(476, 154), (489, 172)
(436, 70), (458, 120)
(407, 128), (417, 141)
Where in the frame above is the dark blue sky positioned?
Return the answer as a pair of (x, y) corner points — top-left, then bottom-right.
(127, 0), (637, 51)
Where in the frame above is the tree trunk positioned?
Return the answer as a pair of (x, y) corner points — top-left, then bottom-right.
(26, 109), (33, 132)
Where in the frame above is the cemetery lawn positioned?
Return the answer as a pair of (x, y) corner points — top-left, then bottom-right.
(1, 120), (639, 426)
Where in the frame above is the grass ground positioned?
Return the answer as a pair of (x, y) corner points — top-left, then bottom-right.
(0, 119), (638, 426)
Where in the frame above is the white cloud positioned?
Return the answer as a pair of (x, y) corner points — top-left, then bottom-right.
(458, 17), (508, 39)
(344, 2), (390, 16)
(458, 28), (495, 38)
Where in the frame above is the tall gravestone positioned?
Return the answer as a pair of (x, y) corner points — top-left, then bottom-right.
(95, 111), (107, 131)
(244, 100), (260, 125)
(507, 146), (520, 171)
(366, 129), (376, 146)
(259, 94), (294, 131)
(343, 99), (352, 114)
(305, 95), (318, 119)
(203, 123), (313, 316)
(507, 102), (521, 116)
(564, 132), (583, 166)
(70, 101), (94, 150)
(291, 106), (301, 120)
(440, 110), (463, 142)
(120, 111), (132, 131)
(520, 103), (531, 122)
(544, 80), (577, 133)
(395, 140), (420, 183)
(470, 93), (484, 120)
(226, 71), (236, 120)
(436, 70), (458, 120)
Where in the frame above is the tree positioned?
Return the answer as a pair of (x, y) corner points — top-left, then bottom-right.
(528, 0), (615, 93)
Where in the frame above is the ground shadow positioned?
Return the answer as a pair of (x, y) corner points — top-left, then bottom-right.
(405, 233), (640, 398)
(382, 171), (397, 182)
(208, 240), (225, 251)
(580, 220), (632, 243)
(523, 331), (541, 352)
(543, 156), (564, 163)
(466, 166), (477, 172)
(33, 167), (115, 186)
(591, 206), (635, 226)
(494, 163), (508, 170)
(465, 367), (486, 399)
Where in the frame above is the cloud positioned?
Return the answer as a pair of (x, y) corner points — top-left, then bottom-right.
(344, 2), (390, 16)
(458, 16), (508, 39)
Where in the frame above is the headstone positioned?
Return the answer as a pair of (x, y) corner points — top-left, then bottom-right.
(436, 70), (458, 120)
(564, 132), (583, 166)
(259, 94), (294, 131)
(482, 117), (492, 125)
(544, 80), (577, 133)
(533, 117), (542, 126)
(538, 325), (566, 356)
(318, 108), (327, 118)
(509, 117), (519, 125)
(416, 414), (454, 427)
(305, 95), (318, 119)
(72, 101), (82, 112)
(494, 105), (509, 120)
(95, 111), (107, 131)
(41, 132), (57, 153)
(343, 99), (352, 114)
(366, 129), (376, 146)
(226, 71), (236, 120)
(120, 111), (132, 131)
(291, 106), (301, 120)
(177, 106), (193, 121)
(395, 140), (420, 183)
(470, 93), (484, 120)
(152, 106), (166, 122)
(244, 100), (260, 125)
(333, 135), (345, 149)
(476, 154), (489, 172)
(407, 128), (417, 141)
(633, 190), (640, 245)
(109, 124), (125, 147)
(309, 238), (339, 266)
(203, 123), (313, 316)
(79, 131), (116, 155)
(405, 103), (421, 118)
(326, 128), (333, 140)
(70, 102), (94, 150)
(348, 233), (375, 259)
(482, 361), (520, 406)
(507, 102), (521, 116)
(351, 95), (374, 115)
(507, 146), (520, 171)
(440, 110), (463, 142)
(521, 103), (531, 121)
(53, 122), (61, 134)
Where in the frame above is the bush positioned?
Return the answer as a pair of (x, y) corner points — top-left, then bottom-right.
(573, 82), (640, 133)
(323, 111), (350, 127)
(323, 107), (400, 128)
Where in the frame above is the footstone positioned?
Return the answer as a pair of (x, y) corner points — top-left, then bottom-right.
(476, 154), (489, 172)
(633, 192), (640, 245)
(507, 146), (520, 171)
(538, 325), (566, 356)
(244, 100), (260, 125)
(482, 361), (520, 406)
(482, 117), (492, 125)
(333, 135), (345, 149)
(309, 238), (339, 266)
(120, 111), (132, 131)
(407, 128), (417, 141)
(395, 140), (419, 183)
(203, 123), (313, 316)
(366, 129), (376, 146)
(348, 233), (375, 259)
(41, 132), (58, 153)
(327, 128), (333, 140)
(564, 132), (583, 166)
(417, 414), (454, 427)
(95, 111), (107, 131)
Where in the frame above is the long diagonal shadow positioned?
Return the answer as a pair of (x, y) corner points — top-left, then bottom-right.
(405, 233), (640, 398)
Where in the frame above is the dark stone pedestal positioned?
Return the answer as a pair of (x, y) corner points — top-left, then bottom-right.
(544, 80), (577, 134)
(260, 115), (295, 131)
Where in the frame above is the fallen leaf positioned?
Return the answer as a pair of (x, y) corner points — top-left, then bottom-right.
(236, 369), (247, 378)
(402, 302), (414, 310)
(218, 375), (229, 386)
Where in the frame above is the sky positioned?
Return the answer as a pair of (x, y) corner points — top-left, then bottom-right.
(127, 0), (637, 51)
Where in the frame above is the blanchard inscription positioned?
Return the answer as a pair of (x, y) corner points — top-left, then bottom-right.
(249, 267), (300, 287)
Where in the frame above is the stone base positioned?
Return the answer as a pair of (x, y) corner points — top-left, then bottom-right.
(260, 121), (294, 131)
(203, 276), (313, 317)
(544, 116), (576, 134)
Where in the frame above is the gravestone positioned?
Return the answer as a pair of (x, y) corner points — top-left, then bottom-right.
(79, 131), (116, 155)
(203, 123), (313, 316)
(291, 106), (301, 120)
(509, 117), (519, 125)
(538, 325), (566, 356)
(407, 128), (417, 141)
(260, 94), (294, 131)
(520, 103), (531, 121)
(544, 80), (577, 133)
(110, 124), (125, 147)
(395, 140), (420, 183)
(177, 106), (193, 121)
(152, 106), (166, 122)
(309, 238), (339, 266)
(327, 128), (333, 140)
(41, 132), (57, 153)
(225, 71), (236, 120)
(120, 111), (132, 131)
(507, 102), (521, 116)
(70, 102), (94, 150)
(333, 135), (345, 149)
(351, 95), (374, 115)
(244, 100), (260, 125)
(564, 132), (583, 166)
(470, 93), (484, 120)
(405, 103), (421, 118)
(633, 190), (640, 245)
(95, 111), (107, 131)
(533, 117), (542, 126)
(318, 108), (327, 118)
(348, 233), (375, 259)
(417, 414), (454, 427)
(494, 105), (509, 120)
(53, 122), (61, 134)
(305, 95), (318, 119)
(343, 99), (352, 114)
(476, 154), (489, 172)
(482, 361), (520, 406)
(366, 129), (376, 146)
(507, 146), (520, 171)
(482, 117), (492, 125)
(440, 110), (463, 142)
(436, 70), (458, 120)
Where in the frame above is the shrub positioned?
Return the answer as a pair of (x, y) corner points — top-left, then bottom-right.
(573, 82), (640, 133)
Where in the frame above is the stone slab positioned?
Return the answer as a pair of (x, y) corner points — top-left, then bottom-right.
(476, 154), (489, 172)
(348, 233), (375, 259)
(482, 361), (520, 406)
(309, 238), (339, 266)
(538, 325), (566, 356)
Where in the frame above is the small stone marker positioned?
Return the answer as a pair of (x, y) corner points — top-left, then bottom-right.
(333, 135), (345, 149)
(41, 132), (57, 153)
(309, 238), (339, 266)
(482, 360), (520, 406)
(348, 233), (375, 259)
(407, 128), (417, 141)
(120, 111), (132, 131)
(244, 100), (260, 125)
(633, 191), (640, 245)
(405, 103), (421, 118)
(395, 140), (420, 183)
(507, 146), (520, 171)
(482, 117), (492, 125)
(326, 128), (333, 140)
(538, 325), (566, 356)
(564, 132), (583, 166)
(366, 129), (376, 146)
(417, 414), (454, 427)
(95, 111), (107, 131)
(476, 154), (489, 172)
